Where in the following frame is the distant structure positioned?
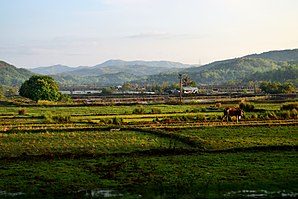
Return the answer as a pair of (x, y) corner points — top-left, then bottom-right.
(179, 74), (183, 102)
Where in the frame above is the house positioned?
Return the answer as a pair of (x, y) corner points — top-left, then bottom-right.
(183, 87), (199, 94)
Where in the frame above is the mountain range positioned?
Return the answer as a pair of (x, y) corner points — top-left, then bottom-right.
(30, 60), (192, 76)
(142, 49), (298, 85)
(0, 49), (297, 87)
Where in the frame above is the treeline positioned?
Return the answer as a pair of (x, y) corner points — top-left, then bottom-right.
(259, 81), (296, 94)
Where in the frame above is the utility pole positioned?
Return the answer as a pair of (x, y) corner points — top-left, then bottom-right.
(179, 74), (183, 103)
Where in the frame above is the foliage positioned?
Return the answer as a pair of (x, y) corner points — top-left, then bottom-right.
(42, 113), (72, 123)
(259, 81), (296, 94)
(18, 109), (26, 115)
(181, 74), (196, 87)
(132, 106), (145, 114)
(239, 102), (255, 112)
(19, 75), (61, 101)
(58, 93), (72, 102)
(138, 56), (298, 86)
(246, 64), (298, 84)
(112, 117), (123, 125)
(101, 87), (115, 94)
(151, 108), (162, 114)
(0, 99), (297, 197)
(0, 60), (34, 86)
(244, 49), (298, 62)
(281, 103), (298, 111)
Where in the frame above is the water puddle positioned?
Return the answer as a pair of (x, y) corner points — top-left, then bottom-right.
(0, 190), (25, 197)
(1, 189), (298, 198)
(83, 189), (123, 198)
(0, 189), (123, 198)
(224, 190), (298, 198)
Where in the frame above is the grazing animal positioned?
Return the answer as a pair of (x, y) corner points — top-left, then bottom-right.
(222, 107), (244, 123)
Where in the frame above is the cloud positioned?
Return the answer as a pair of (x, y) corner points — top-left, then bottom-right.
(125, 32), (170, 39)
(125, 32), (207, 40)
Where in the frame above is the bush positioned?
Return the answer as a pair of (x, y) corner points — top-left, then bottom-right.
(281, 103), (298, 111)
(278, 111), (291, 120)
(291, 109), (298, 118)
(151, 108), (162, 114)
(239, 102), (255, 112)
(112, 117), (123, 125)
(18, 109), (26, 115)
(195, 115), (207, 122)
(52, 115), (71, 123)
(132, 106), (145, 114)
(43, 113), (71, 123)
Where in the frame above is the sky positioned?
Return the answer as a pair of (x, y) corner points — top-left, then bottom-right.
(0, 0), (297, 68)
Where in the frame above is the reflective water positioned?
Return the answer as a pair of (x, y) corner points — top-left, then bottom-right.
(224, 190), (298, 198)
(1, 189), (297, 198)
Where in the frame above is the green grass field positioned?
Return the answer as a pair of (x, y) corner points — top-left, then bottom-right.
(0, 101), (297, 198)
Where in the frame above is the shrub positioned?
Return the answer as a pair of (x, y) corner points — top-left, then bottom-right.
(208, 114), (218, 121)
(52, 115), (71, 123)
(277, 111), (291, 120)
(191, 108), (201, 113)
(112, 117), (123, 125)
(239, 102), (255, 112)
(252, 114), (258, 120)
(132, 106), (145, 114)
(290, 109), (298, 118)
(18, 109), (26, 115)
(281, 103), (298, 111)
(200, 108), (207, 112)
(267, 111), (278, 120)
(42, 113), (53, 122)
(151, 108), (162, 114)
(43, 113), (71, 123)
(215, 103), (221, 108)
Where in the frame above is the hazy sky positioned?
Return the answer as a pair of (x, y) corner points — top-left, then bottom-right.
(1, 0), (297, 68)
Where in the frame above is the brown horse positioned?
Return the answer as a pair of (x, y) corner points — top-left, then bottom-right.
(222, 107), (244, 123)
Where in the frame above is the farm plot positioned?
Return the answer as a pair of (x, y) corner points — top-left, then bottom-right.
(0, 101), (297, 198)
(0, 130), (191, 158)
(169, 126), (298, 150)
(1, 125), (297, 159)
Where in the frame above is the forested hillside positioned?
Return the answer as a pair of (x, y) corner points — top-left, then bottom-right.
(244, 49), (298, 62)
(54, 72), (138, 86)
(1, 49), (298, 88)
(0, 61), (34, 86)
(142, 49), (298, 86)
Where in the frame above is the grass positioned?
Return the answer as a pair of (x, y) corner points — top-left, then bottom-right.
(174, 126), (298, 150)
(0, 151), (297, 198)
(0, 130), (190, 158)
(0, 100), (297, 198)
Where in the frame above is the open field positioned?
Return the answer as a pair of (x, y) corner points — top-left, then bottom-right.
(0, 100), (297, 198)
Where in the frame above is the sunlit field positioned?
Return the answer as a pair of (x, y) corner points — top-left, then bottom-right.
(0, 100), (297, 198)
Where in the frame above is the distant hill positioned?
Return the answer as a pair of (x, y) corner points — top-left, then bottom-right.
(0, 61), (34, 86)
(244, 49), (298, 62)
(95, 59), (192, 68)
(53, 72), (138, 86)
(2, 49), (298, 87)
(30, 64), (76, 75)
(142, 49), (298, 85)
(31, 60), (192, 76)
(185, 58), (281, 84)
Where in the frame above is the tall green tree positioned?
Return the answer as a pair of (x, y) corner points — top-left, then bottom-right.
(259, 81), (296, 94)
(19, 75), (61, 101)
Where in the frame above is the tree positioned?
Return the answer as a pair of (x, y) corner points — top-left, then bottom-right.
(259, 81), (296, 94)
(0, 84), (4, 98)
(101, 87), (115, 95)
(19, 75), (61, 101)
(182, 75), (196, 87)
